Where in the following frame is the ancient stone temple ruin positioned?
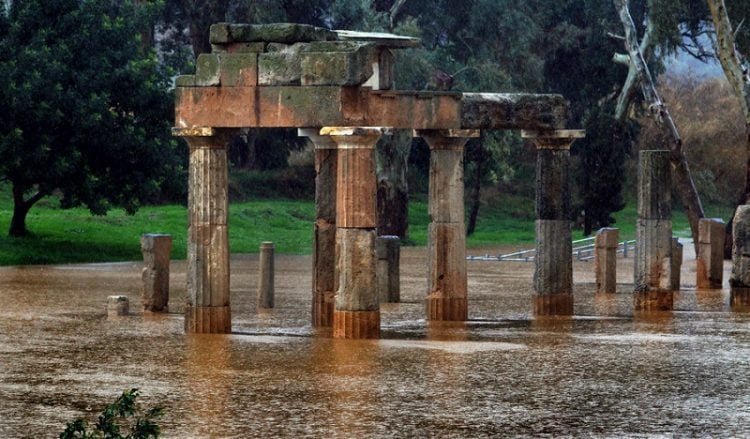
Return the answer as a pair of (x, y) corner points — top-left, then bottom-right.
(173, 23), (583, 338)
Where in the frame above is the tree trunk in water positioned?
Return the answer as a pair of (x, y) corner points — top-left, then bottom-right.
(707, 0), (750, 258)
(9, 184), (45, 237)
(615, 0), (705, 252)
(375, 130), (411, 238)
(466, 140), (486, 236)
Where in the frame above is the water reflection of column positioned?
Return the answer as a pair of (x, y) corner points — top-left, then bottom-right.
(174, 127), (237, 333)
(417, 130), (479, 321)
(184, 334), (231, 435)
(299, 129), (337, 328)
(328, 339), (378, 436)
(731, 205), (750, 310)
(522, 130), (585, 316)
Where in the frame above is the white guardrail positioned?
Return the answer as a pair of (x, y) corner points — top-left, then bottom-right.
(466, 238), (637, 262)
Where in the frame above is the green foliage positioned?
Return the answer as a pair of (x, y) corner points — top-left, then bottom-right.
(60, 389), (163, 439)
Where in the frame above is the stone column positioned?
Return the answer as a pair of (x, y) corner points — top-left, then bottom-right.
(321, 127), (389, 339)
(697, 218), (726, 289)
(522, 130), (585, 316)
(257, 241), (275, 309)
(595, 228), (618, 294)
(416, 129), (479, 321)
(671, 238), (683, 291)
(376, 235), (400, 303)
(140, 233), (172, 312)
(173, 127), (236, 333)
(731, 205), (750, 307)
(634, 150), (673, 311)
(299, 129), (337, 327)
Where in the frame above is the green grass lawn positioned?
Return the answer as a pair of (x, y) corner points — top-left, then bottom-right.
(0, 192), (735, 266)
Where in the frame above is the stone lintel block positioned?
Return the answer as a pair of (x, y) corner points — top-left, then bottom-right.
(175, 75), (195, 87)
(212, 42), (267, 54)
(175, 87), (257, 128)
(534, 220), (572, 295)
(107, 295), (129, 317)
(258, 43), (307, 86)
(671, 238), (683, 291)
(637, 150), (672, 220)
(534, 293), (573, 316)
(427, 297), (468, 321)
(634, 290), (674, 311)
(429, 148), (465, 223)
(428, 223), (467, 299)
(333, 310), (380, 339)
(184, 305), (231, 333)
(195, 53), (221, 86)
(301, 45), (376, 86)
(336, 228), (377, 311)
(595, 227), (619, 249)
(260, 86), (361, 128)
(732, 205), (750, 287)
(634, 219), (672, 292)
(210, 23), (338, 45)
(536, 149), (571, 220)
(336, 148), (377, 228)
(220, 53), (258, 86)
(461, 93), (568, 130)
(187, 224), (229, 307)
(367, 91), (462, 129)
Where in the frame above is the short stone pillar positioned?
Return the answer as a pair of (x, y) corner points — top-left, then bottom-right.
(634, 150), (673, 311)
(697, 218), (726, 289)
(322, 127), (390, 339)
(376, 235), (400, 303)
(522, 130), (585, 316)
(299, 129), (337, 327)
(107, 295), (129, 317)
(595, 228), (619, 294)
(671, 238), (683, 291)
(417, 129), (479, 321)
(257, 241), (275, 309)
(140, 233), (172, 312)
(173, 127), (236, 333)
(731, 206), (750, 307)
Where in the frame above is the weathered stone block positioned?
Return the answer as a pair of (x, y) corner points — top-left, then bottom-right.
(536, 149), (571, 221)
(428, 222), (467, 300)
(313, 219), (336, 327)
(637, 150), (671, 220)
(336, 147), (377, 229)
(195, 53), (220, 86)
(534, 220), (572, 295)
(141, 233), (172, 312)
(301, 44), (375, 86)
(257, 242), (274, 309)
(534, 293), (573, 316)
(697, 218), (725, 289)
(368, 91), (462, 129)
(731, 205), (750, 288)
(210, 23), (337, 44)
(595, 227), (619, 249)
(671, 237), (683, 291)
(376, 236), (400, 303)
(461, 93), (568, 130)
(314, 148), (337, 222)
(107, 295), (129, 317)
(333, 310), (380, 339)
(220, 53), (258, 87)
(634, 219), (672, 293)
(595, 228), (618, 294)
(258, 44), (306, 85)
(212, 42), (266, 54)
(175, 75), (195, 87)
(335, 228), (377, 311)
(428, 146), (466, 224)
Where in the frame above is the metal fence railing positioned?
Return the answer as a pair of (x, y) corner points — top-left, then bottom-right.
(466, 238), (637, 262)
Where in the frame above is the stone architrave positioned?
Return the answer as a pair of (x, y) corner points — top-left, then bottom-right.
(140, 233), (172, 312)
(634, 150), (673, 311)
(671, 237), (683, 291)
(697, 218), (726, 289)
(321, 126), (389, 339)
(376, 235), (400, 303)
(416, 129), (478, 321)
(257, 241), (275, 309)
(595, 228), (619, 294)
(173, 127), (237, 333)
(731, 205), (750, 307)
(299, 129), (337, 327)
(522, 130), (585, 316)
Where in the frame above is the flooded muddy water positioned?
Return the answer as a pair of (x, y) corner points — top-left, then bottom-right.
(2, 246), (750, 437)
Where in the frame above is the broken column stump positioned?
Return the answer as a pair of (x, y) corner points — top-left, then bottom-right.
(671, 238), (683, 291)
(634, 150), (673, 311)
(140, 233), (172, 313)
(258, 241), (275, 309)
(107, 295), (129, 317)
(731, 206), (750, 307)
(523, 130), (585, 316)
(595, 228), (619, 294)
(697, 218), (726, 289)
(376, 235), (400, 303)
(323, 127), (389, 339)
(417, 129), (478, 321)
(173, 127), (236, 333)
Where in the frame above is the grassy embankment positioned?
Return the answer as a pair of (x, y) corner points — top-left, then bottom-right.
(0, 187), (733, 265)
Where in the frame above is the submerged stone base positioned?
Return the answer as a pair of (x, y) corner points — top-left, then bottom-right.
(312, 291), (335, 327)
(633, 290), (674, 311)
(185, 305), (232, 333)
(426, 297), (468, 321)
(731, 287), (750, 309)
(534, 293), (573, 316)
(333, 310), (380, 339)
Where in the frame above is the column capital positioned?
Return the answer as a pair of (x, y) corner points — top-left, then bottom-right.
(416, 129), (479, 151)
(320, 126), (391, 149)
(298, 128), (337, 149)
(522, 129), (585, 150)
(173, 127), (238, 149)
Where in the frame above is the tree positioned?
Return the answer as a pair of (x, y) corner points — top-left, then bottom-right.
(0, 0), (181, 236)
(60, 388), (163, 438)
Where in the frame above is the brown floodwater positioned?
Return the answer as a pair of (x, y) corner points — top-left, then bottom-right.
(2, 245), (750, 438)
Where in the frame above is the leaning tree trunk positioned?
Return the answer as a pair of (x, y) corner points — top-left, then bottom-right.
(466, 137), (486, 236)
(375, 130), (412, 238)
(615, 0), (705, 252)
(706, 0), (750, 258)
(9, 183), (45, 237)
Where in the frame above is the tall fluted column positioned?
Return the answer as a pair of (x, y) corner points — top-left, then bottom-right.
(416, 129), (479, 321)
(174, 127), (236, 333)
(322, 127), (390, 339)
(523, 130), (585, 316)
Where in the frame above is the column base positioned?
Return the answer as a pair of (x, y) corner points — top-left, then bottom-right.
(696, 260), (722, 289)
(312, 291), (335, 327)
(333, 310), (380, 339)
(185, 305), (231, 333)
(633, 290), (674, 311)
(426, 297), (468, 321)
(534, 294), (573, 316)
(731, 287), (750, 309)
